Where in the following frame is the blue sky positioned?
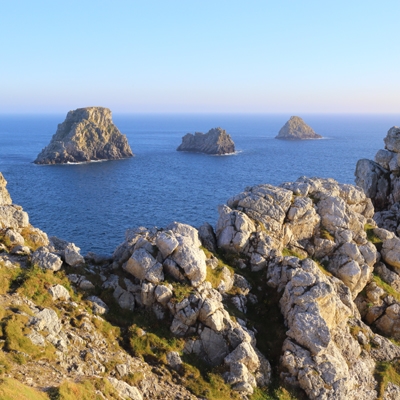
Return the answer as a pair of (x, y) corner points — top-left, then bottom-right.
(1, 1), (399, 113)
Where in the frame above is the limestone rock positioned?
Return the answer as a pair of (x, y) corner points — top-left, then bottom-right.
(48, 284), (70, 301)
(87, 296), (109, 314)
(31, 248), (63, 271)
(34, 107), (133, 164)
(0, 173), (12, 205)
(64, 243), (85, 266)
(177, 127), (235, 155)
(275, 116), (322, 140)
(355, 159), (390, 210)
(384, 126), (400, 153)
(30, 308), (62, 336)
(108, 377), (142, 400)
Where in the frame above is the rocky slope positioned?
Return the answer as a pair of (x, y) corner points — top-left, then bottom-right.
(2, 127), (400, 399)
(34, 107), (134, 164)
(177, 127), (235, 155)
(276, 116), (322, 140)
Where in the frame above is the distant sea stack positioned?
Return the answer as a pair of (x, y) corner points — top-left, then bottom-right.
(34, 107), (134, 164)
(177, 127), (235, 155)
(275, 116), (322, 140)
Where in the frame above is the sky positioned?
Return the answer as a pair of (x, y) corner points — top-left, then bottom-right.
(1, 1), (400, 114)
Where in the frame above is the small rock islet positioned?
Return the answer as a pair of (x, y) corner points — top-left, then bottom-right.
(177, 127), (235, 155)
(275, 115), (322, 140)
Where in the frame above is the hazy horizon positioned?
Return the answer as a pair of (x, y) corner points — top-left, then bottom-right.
(2, 1), (400, 114)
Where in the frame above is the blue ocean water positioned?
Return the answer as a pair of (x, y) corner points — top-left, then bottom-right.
(0, 113), (398, 255)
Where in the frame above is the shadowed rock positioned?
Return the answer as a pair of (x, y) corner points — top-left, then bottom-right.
(275, 116), (322, 140)
(34, 107), (133, 164)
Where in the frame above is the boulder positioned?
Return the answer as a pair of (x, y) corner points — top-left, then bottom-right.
(108, 377), (142, 400)
(48, 284), (70, 301)
(64, 243), (85, 266)
(31, 248), (63, 271)
(34, 107), (134, 164)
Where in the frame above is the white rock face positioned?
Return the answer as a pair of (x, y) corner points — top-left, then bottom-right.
(108, 377), (142, 400)
(32, 248), (63, 271)
(64, 243), (85, 266)
(269, 257), (377, 399)
(48, 284), (70, 301)
(216, 177), (375, 298)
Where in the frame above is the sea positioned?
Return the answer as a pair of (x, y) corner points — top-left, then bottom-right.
(0, 113), (399, 256)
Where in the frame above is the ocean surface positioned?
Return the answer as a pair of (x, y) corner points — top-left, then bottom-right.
(0, 113), (399, 255)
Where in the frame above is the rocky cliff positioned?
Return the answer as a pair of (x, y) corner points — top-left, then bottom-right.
(177, 127), (235, 155)
(276, 116), (322, 140)
(34, 107), (134, 164)
(2, 127), (400, 399)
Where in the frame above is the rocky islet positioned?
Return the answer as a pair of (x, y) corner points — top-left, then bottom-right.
(34, 107), (134, 164)
(177, 127), (236, 155)
(275, 115), (322, 140)
(1, 125), (400, 398)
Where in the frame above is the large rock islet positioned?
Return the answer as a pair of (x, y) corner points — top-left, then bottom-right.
(34, 107), (133, 164)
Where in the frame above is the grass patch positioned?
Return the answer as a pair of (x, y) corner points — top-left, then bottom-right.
(92, 317), (120, 352)
(49, 378), (121, 400)
(375, 360), (400, 399)
(0, 262), (22, 295)
(3, 313), (56, 363)
(251, 386), (301, 400)
(169, 281), (194, 303)
(127, 324), (184, 363)
(282, 248), (305, 259)
(180, 355), (240, 399)
(320, 227), (334, 242)
(365, 224), (383, 245)
(373, 274), (400, 303)
(0, 378), (49, 400)
(313, 259), (332, 277)
(19, 226), (48, 251)
(16, 266), (76, 308)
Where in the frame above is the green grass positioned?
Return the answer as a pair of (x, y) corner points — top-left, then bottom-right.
(179, 354), (240, 399)
(127, 323), (184, 363)
(0, 262), (21, 295)
(373, 274), (400, 302)
(313, 259), (332, 277)
(282, 248), (305, 259)
(169, 281), (194, 303)
(375, 360), (400, 399)
(0, 378), (49, 400)
(16, 266), (77, 308)
(3, 313), (56, 363)
(48, 378), (121, 400)
(20, 226), (49, 251)
(365, 224), (383, 245)
(251, 386), (301, 400)
(320, 227), (334, 242)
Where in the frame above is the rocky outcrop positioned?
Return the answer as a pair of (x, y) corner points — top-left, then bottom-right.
(177, 127), (235, 155)
(34, 107), (133, 164)
(355, 126), (400, 235)
(275, 116), (322, 140)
